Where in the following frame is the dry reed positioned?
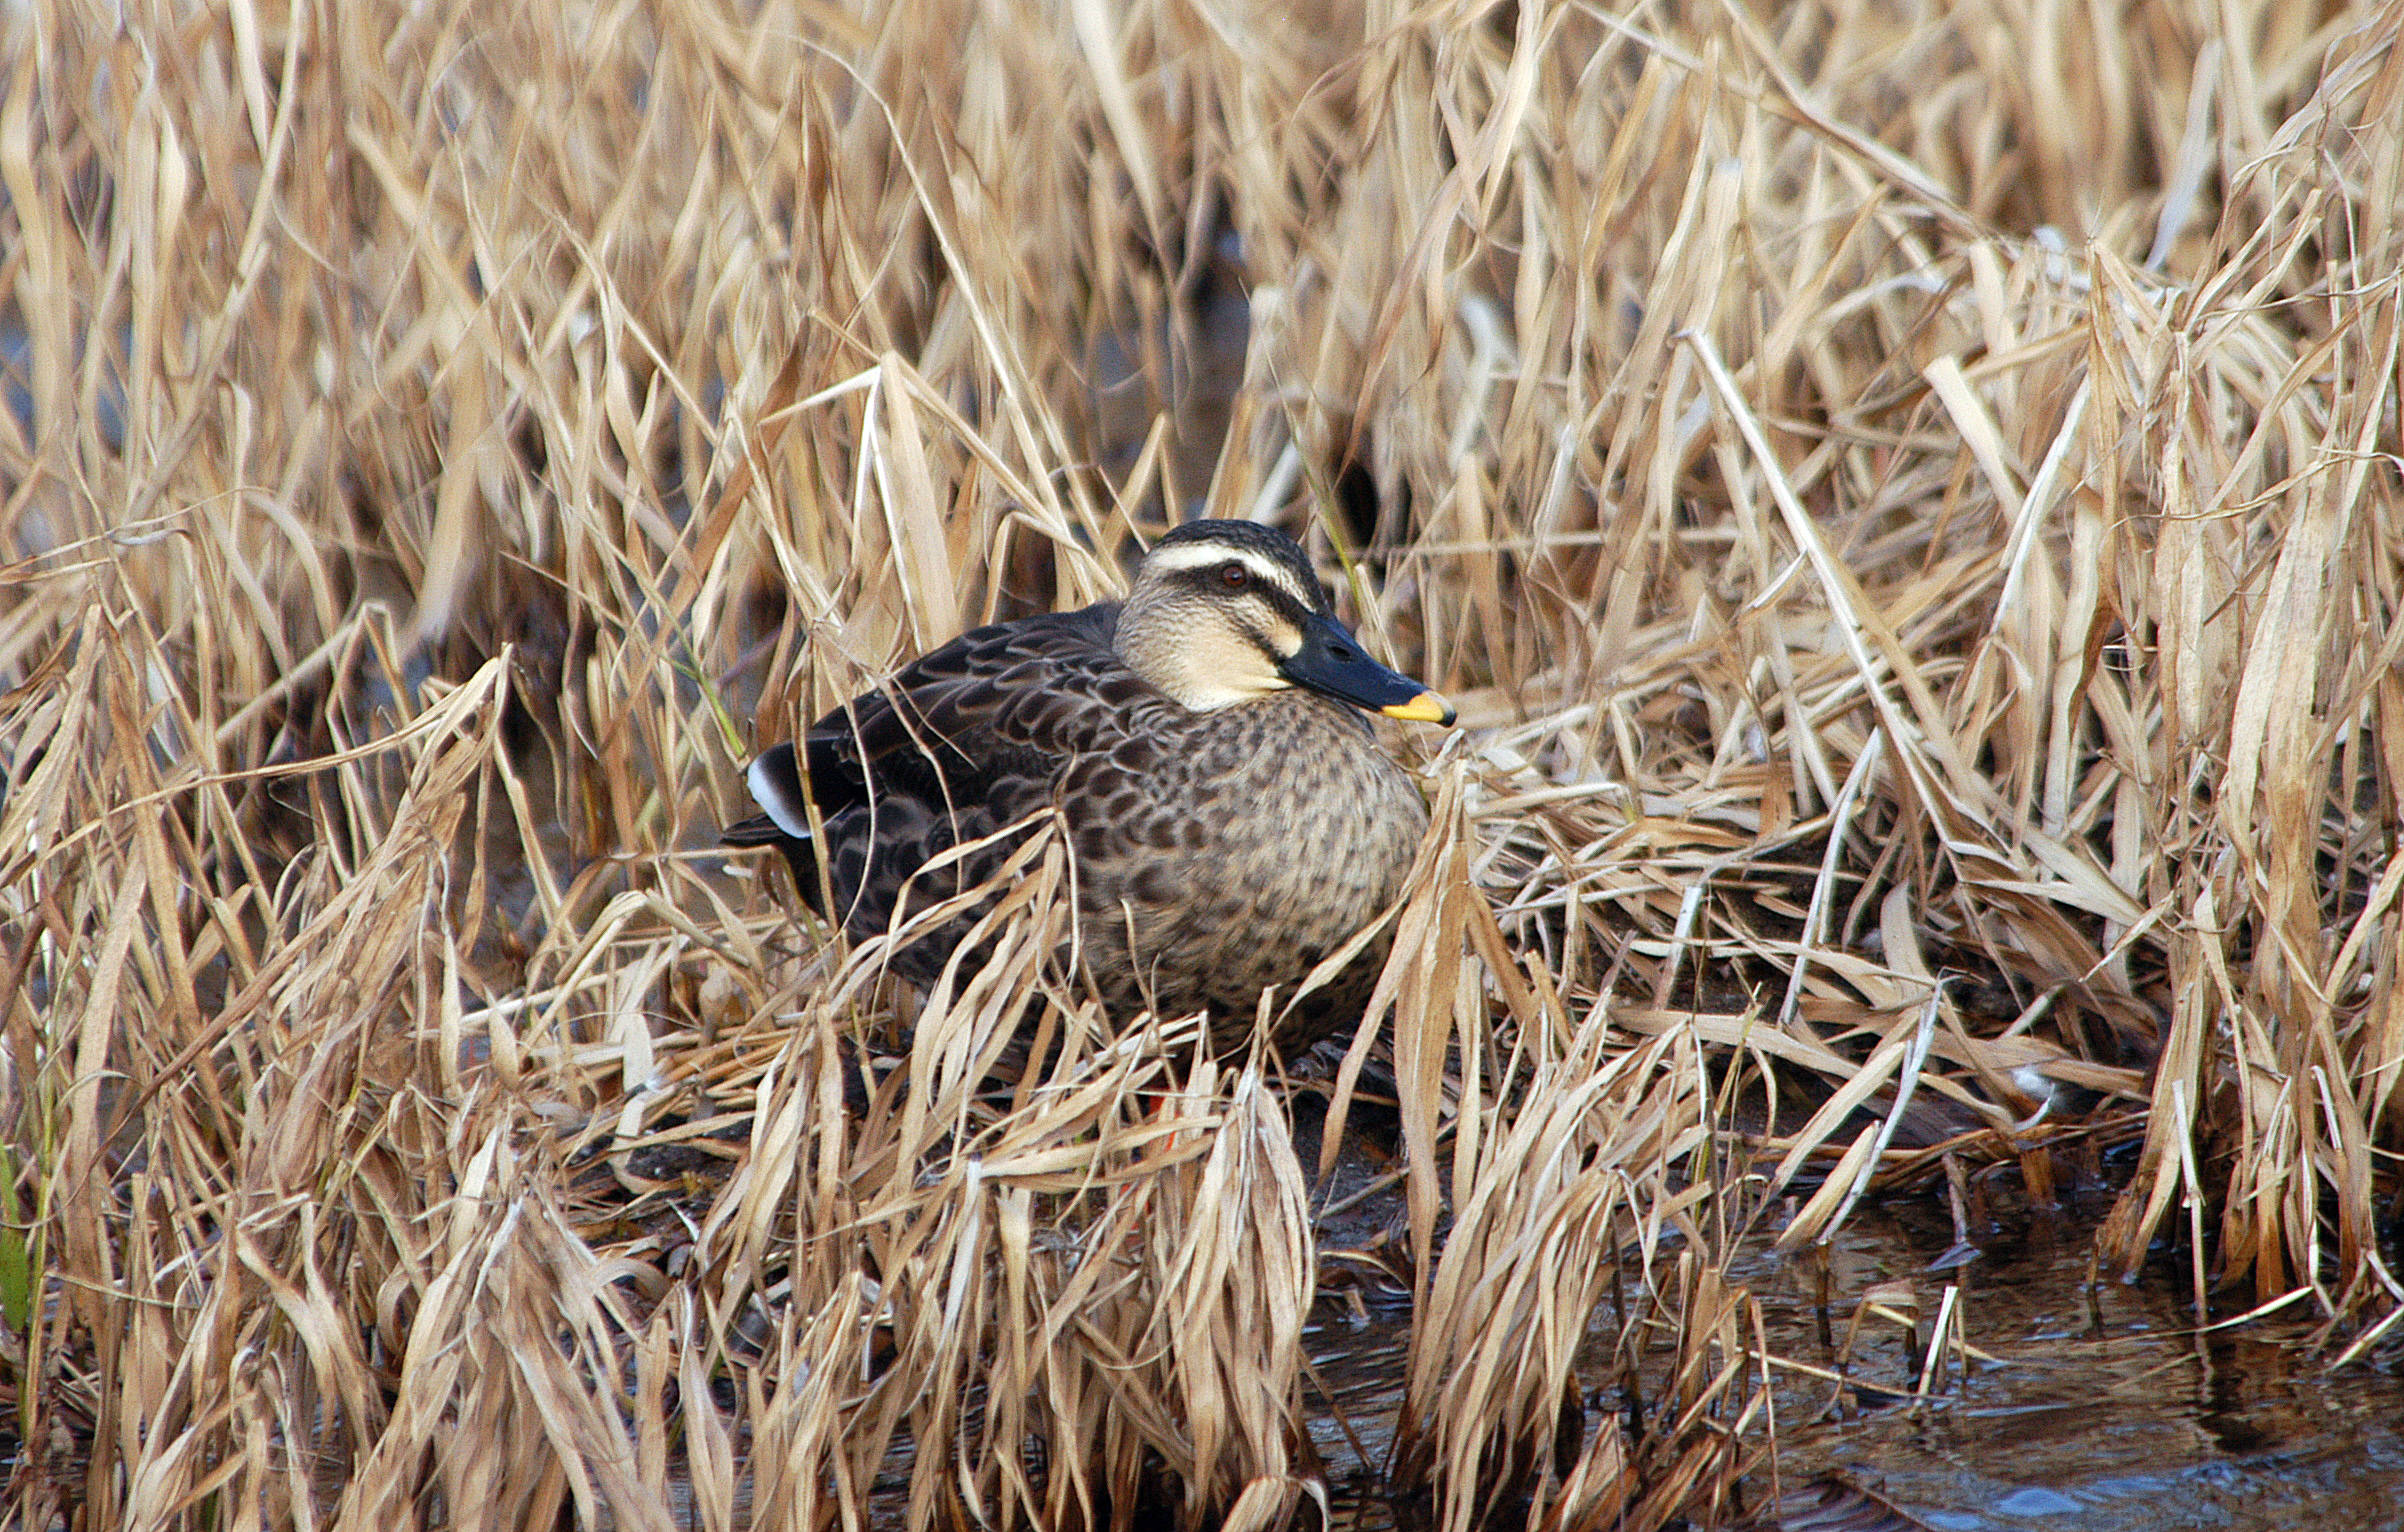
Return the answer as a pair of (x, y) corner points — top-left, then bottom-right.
(4, 0), (2402, 1526)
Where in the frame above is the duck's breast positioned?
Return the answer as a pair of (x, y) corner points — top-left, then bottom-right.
(1063, 694), (1428, 1024)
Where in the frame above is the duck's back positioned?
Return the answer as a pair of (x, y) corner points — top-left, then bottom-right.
(779, 602), (1143, 941)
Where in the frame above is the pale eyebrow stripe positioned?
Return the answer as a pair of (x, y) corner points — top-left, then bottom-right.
(1142, 542), (1314, 605)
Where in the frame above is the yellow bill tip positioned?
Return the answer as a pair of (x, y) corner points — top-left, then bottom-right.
(1381, 689), (1457, 726)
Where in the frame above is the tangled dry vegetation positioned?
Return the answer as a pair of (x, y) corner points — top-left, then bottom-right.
(4, 0), (2402, 1526)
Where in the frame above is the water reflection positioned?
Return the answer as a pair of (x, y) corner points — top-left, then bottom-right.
(1674, 1201), (2400, 1529)
(1301, 1184), (2404, 1529)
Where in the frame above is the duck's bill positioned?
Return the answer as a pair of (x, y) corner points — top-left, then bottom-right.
(1379, 690), (1456, 725)
(1283, 613), (1458, 726)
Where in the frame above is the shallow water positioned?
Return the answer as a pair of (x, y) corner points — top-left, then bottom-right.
(1725, 1200), (2404, 1531)
(1305, 1172), (2404, 1529)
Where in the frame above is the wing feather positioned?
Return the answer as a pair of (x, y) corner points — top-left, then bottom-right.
(763, 600), (1170, 945)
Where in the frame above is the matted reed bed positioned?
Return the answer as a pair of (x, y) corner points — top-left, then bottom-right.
(4, 0), (2400, 1526)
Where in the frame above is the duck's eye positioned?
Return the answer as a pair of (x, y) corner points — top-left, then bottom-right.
(1218, 561), (1250, 590)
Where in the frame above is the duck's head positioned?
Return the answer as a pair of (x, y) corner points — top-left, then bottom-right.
(1116, 520), (1455, 725)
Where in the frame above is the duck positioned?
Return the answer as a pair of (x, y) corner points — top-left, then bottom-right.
(724, 519), (1453, 1052)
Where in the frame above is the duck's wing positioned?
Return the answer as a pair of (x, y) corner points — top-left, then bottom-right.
(726, 602), (1146, 880)
(806, 601), (1138, 808)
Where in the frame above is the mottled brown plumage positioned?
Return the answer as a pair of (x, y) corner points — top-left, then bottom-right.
(725, 520), (1452, 1052)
